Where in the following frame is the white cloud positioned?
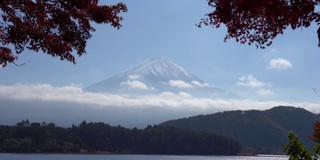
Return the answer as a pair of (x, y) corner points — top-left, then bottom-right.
(257, 88), (274, 96)
(268, 58), (292, 69)
(127, 74), (142, 80)
(237, 75), (267, 88)
(167, 80), (214, 89)
(168, 80), (193, 88)
(120, 80), (149, 90)
(237, 75), (274, 97)
(191, 81), (214, 88)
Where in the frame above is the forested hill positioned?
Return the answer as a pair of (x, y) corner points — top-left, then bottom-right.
(0, 121), (241, 155)
(159, 106), (318, 154)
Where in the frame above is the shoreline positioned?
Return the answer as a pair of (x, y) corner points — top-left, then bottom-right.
(0, 151), (287, 157)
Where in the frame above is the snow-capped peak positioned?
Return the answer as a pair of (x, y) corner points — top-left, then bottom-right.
(85, 57), (240, 100)
(121, 57), (200, 82)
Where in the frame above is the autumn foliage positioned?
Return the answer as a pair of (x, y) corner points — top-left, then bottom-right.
(199, 0), (320, 48)
(0, 0), (127, 67)
(284, 121), (320, 159)
(310, 121), (320, 143)
(310, 121), (320, 156)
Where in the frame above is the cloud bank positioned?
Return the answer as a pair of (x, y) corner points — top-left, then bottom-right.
(0, 83), (319, 127)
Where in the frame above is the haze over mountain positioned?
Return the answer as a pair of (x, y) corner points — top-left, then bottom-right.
(1, 56), (320, 128)
(85, 57), (239, 99)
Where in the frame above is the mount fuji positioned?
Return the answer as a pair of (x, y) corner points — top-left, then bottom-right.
(85, 57), (239, 99)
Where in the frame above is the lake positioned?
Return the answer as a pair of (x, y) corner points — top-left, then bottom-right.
(0, 153), (288, 160)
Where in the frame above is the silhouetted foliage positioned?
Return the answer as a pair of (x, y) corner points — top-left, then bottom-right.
(0, 121), (241, 155)
(282, 113), (320, 159)
(284, 131), (316, 160)
(199, 0), (320, 48)
(0, 0), (127, 67)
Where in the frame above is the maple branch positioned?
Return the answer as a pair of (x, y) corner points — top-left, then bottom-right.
(201, 0), (320, 48)
(12, 61), (25, 66)
(0, 0), (127, 67)
(317, 27), (320, 47)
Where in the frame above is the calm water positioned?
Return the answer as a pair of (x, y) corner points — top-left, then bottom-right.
(0, 153), (288, 160)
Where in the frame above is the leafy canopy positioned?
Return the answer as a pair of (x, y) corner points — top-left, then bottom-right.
(284, 121), (320, 160)
(0, 0), (127, 67)
(199, 0), (320, 48)
(284, 131), (315, 160)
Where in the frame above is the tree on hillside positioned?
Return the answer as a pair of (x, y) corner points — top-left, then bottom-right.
(199, 0), (320, 48)
(0, 0), (127, 67)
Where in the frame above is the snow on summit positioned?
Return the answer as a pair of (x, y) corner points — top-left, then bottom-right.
(123, 57), (199, 82)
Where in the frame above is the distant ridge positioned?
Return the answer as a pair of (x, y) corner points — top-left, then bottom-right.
(85, 57), (240, 99)
(159, 106), (318, 154)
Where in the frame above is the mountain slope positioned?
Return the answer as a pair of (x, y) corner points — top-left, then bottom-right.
(85, 57), (239, 99)
(159, 106), (318, 154)
(122, 57), (201, 82)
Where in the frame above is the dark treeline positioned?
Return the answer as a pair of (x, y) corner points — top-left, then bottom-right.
(0, 120), (241, 155)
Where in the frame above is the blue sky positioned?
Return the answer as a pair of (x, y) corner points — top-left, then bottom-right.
(1, 1), (320, 127)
